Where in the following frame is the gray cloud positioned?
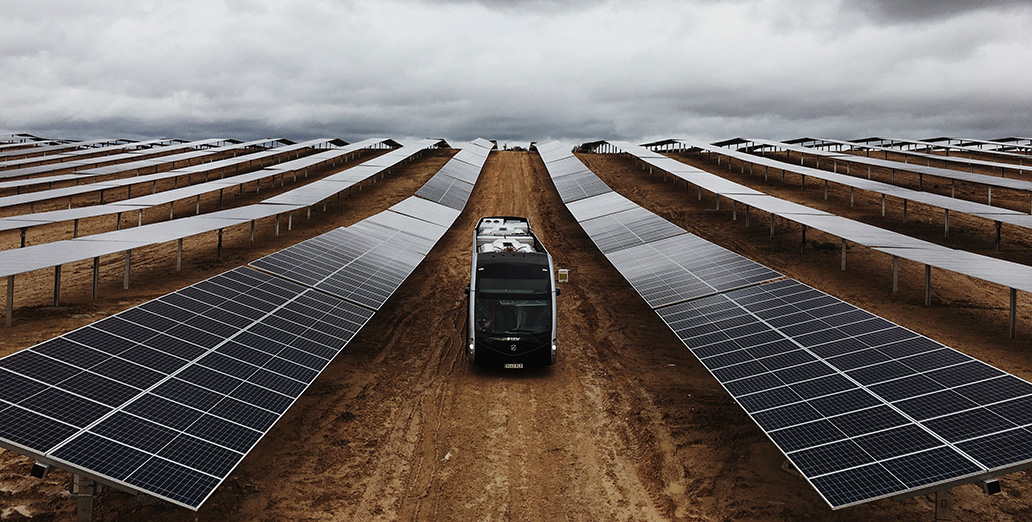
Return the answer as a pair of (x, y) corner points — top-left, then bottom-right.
(848, 0), (1030, 23)
(2, 0), (1030, 145)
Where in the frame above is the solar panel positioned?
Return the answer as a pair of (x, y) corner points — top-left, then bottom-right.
(253, 214), (437, 311)
(0, 266), (375, 509)
(389, 196), (462, 228)
(315, 237), (427, 309)
(437, 159), (481, 184)
(564, 191), (639, 222)
(605, 234), (782, 308)
(536, 140), (1032, 509)
(364, 210), (447, 242)
(578, 206), (686, 254)
(654, 279), (1032, 508)
(551, 169), (612, 203)
(415, 174), (474, 210)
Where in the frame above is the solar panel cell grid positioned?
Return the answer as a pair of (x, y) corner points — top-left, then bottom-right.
(640, 274), (1032, 507)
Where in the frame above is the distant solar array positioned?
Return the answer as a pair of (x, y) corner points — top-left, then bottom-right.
(0, 139), (439, 328)
(0, 139), (390, 235)
(540, 140), (1032, 509)
(0, 138), (338, 209)
(0, 138), (491, 510)
(745, 138), (1032, 202)
(596, 139), (1032, 338)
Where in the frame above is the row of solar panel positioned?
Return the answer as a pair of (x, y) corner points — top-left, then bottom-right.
(0, 267), (373, 507)
(542, 142), (782, 307)
(659, 280), (1032, 507)
(537, 141), (1032, 509)
(0, 140), (491, 510)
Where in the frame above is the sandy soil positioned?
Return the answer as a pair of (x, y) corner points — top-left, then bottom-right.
(2, 150), (1032, 521)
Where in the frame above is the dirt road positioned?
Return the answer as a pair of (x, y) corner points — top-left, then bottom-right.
(3, 150), (1031, 521)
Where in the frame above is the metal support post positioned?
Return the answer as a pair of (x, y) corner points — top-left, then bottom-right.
(849, 187), (854, 208)
(249, 220), (255, 246)
(53, 265), (61, 306)
(824, 180), (828, 200)
(177, 239), (183, 272)
(5, 275), (13, 327)
(20, 228), (27, 248)
(196, 195), (201, 214)
(800, 225), (807, 254)
(288, 213), (293, 231)
(935, 489), (953, 521)
(988, 186), (993, 206)
(73, 219), (79, 238)
(995, 221), (1002, 250)
(892, 256), (899, 294)
(74, 474), (96, 522)
(770, 214), (776, 239)
(115, 212), (121, 231)
(1011, 288), (1018, 339)
(903, 200), (908, 224)
(169, 202), (175, 220)
(138, 210), (142, 227)
(217, 228), (223, 258)
(732, 201), (737, 221)
(92, 257), (99, 299)
(841, 240), (847, 271)
(745, 205), (750, 227)
(944, 209), (950, 237)
(925, 264), (932, 306)
(123, 250), (131, 289)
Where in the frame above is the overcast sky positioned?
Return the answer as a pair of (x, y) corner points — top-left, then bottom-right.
(2, 0), (1030, 145)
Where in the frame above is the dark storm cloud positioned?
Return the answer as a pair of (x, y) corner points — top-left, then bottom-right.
(1, 0), (1030, 145)
(849, 0), (1030, 22)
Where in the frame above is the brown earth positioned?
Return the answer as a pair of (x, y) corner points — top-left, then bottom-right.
(2, 150), (1032, 521)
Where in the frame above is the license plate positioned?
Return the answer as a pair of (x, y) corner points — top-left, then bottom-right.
(504, 363), (524, 369)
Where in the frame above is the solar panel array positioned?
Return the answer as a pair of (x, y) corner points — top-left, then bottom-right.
(750, 138), (1032, 194)
(0, 140), (436, 281)
(539, 141), (781, 307)
(0, 139), (491, 510)
(0, 139), (336, 210)
(415, 138), (490, 210)
(0, 139), (392, 235)
(0, 267), (373, 508)
(607, 140), (1032, 295)
(539, 140), (1032, 509)
(684, 141), (1032, 231)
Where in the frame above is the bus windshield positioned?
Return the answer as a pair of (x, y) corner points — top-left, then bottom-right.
(475, 263), (551, 335)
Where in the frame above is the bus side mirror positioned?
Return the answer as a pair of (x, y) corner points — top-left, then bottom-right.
(555, 288), (561, 296)
(464, 286), (470, 295)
